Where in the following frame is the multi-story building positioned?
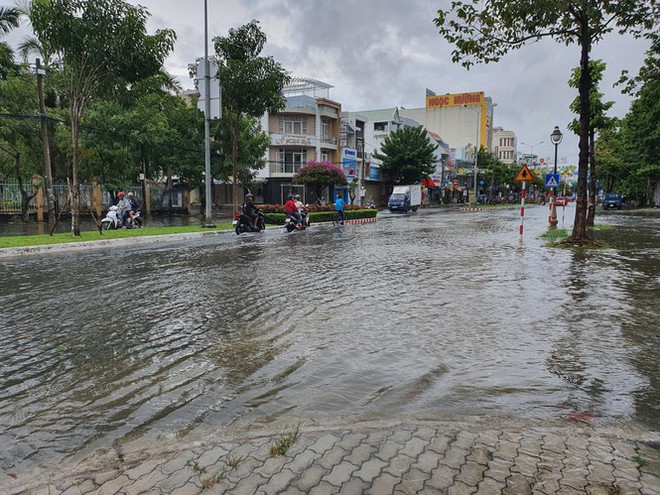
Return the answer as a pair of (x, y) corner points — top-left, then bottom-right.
(492, 126), (517, 164)
(256, 77), (342, 204)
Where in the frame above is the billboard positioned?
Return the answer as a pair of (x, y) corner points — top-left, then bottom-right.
(426, 91), (484, 109)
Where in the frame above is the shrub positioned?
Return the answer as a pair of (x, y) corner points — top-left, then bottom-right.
(263, 208), (377, 225)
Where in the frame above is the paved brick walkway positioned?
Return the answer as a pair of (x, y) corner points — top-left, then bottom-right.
(3, 421), (659, 494)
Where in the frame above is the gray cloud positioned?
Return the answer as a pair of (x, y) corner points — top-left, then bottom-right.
(6, 0), (651, 164)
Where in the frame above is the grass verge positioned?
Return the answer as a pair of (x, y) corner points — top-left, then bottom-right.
(0, 224), (233, 249)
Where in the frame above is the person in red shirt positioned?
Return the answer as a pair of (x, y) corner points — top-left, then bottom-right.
(284, 194), (302, 227)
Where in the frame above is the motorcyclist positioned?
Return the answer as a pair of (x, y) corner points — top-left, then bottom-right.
(294, 194), (308, 226)
(126, 192), (139, 226)
(116, 192), (132, 227)
(284, 194), (302, 228)
(242, 193), (261, 229)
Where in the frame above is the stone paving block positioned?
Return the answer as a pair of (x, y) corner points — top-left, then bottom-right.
(285, 434), (316, 456)
(587, 442), (614, 461)
(613, 466), (642, 483)
(195, 445), (230, 469)
(560, 472), (589, 492)
(448, 480), (476, 495)
(72, 478), (99, 494)
(310, 434), (340, 454)
(441, 445), (469, 470)
(169, 483), (203, 495)
(428, 433), (454, 454)
(159, 455), (191, 476)
(97, 474), (132, 494)
(230, 472), (268, 495)
(414, 425), (438, 441)
(388, 428), (414, 444)
(400, 436), (429, 458)
(455, 431), (479, 450)
(419, 483), (445, 495)
(565, 435), (590, 451)
(455, 460), (486, 487)
(323, 460), (359, 487)
(257, 468), (297, 495)
(225, 455), (261, 481)
(338, 477), (369, 495)
(292, 464), (328, 492)
(155, 466), (196, 492)
(308, 479), (340, 494)
(344, 443), (375, 465)
(612, 479), (642, 494)
(282, 487), (307, 495)
(469, 444), (492, 465)
(365, 429), (390, 446)
(94, 468), (124, 485)
(587, 462), (616, 484)
(495, 440), (519, 461)
(257, 454), (290, 477)
(318, 446), (348, 470)
(520, 434), (544, 458)
(375, 440), (404, 463)
(585, 483), (617, 495)
(639, 472), (660, 495)
(427, 464), (459, 491)
(414, 450), (442, 472)
(542, 433), (567, 454)
(394, 476), (426, 494)
(336, 432), (367, 451)
(384, 453), (416, 478)
(368, 472), (399, 495)
(124, 470), (167, 495)
(511, 457), (539, 477)
(228, 440), (262, 460)
(353, 458), (388, 483)
(476, 476), (506, 495)
(124, 458), (168, 481)
(611, 440), (639, 460)
(503, 473), (533, 495)
(477, 430), (500, 448)
(286, 448), (322, 474)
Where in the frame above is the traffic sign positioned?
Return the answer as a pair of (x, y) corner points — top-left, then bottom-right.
(545, 173), (560, 188)
(514, 164), (534, 182)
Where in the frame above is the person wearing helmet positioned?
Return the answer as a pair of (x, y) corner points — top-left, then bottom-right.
(242, 192), (261, 229)
(125, 192), (139, 227)
(284, 193), (302, 227)
(116, 192), (132, 227)
(294, 194), (308, 226)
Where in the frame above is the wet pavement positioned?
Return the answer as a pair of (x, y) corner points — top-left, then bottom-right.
(1, 204), (659, 493)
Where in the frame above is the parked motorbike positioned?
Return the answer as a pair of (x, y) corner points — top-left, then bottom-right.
(100, 206), (143, 230)
(234, 211), (265, 235)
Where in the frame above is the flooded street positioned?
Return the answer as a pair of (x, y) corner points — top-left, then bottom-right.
(1, 204), (658, 472)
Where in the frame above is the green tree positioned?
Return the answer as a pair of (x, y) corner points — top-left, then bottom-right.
(434, 0), (658, 244)
(213, 20), (290, 213)
(293, 161), (347, 203)
(30, 0), (175, 235)
(568, 60), (615, 225)
(0, 5), (20, 78)
(373, 125), (437, 184)
(0, 71), (42, 220)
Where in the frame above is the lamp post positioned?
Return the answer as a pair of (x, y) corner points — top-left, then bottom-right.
(549, 126), (563, 227)
(520, 141), (543, 168)
(463, 105), (481, 205)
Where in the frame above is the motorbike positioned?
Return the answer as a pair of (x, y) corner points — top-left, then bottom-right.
(284, 210), (310, 233)
(234, 211), (265, 235)
(100, 206), (143, 230)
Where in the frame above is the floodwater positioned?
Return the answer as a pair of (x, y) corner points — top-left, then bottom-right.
(1, 204), (658, 472)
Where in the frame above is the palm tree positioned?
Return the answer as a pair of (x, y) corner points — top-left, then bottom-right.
(0, 5), (21, 78)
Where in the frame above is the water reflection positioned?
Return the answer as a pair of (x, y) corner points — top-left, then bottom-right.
(0, 206), (658, 473)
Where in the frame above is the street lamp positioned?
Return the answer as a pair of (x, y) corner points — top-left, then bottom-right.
(549, 126), (563, 226)
(520, 141), (543, 167)
(463, 105), (481, 205)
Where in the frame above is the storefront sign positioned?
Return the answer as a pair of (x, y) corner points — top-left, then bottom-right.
(426, 91), (484, 109)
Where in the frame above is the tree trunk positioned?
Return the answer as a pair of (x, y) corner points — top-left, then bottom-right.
(230, 114), (239, 214)
(587, 128), (596, 228)
(570, 13), (592, 242)
(37, 58), (55, 227)
(70, 110), (81, 236)
(14, 154), (30, 222)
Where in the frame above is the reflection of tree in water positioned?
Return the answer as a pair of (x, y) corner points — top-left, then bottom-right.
(545, 250), (607, 415)
(596, 219), (660, 429)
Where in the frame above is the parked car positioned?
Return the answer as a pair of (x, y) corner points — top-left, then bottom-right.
(602, 193), (623, 210)
(554, 197), (568, 206)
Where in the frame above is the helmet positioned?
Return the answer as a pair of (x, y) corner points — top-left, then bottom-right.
(117, 192), (125, 197)
(246, 193), (253, 199)
(127, 192), (134, 197)
(287, 194), (293, 200)
(294, 194), (301, 200)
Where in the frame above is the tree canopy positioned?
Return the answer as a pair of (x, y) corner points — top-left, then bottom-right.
(293, 161), (347, 203)
(434, 0), (658, 243)
(373, 126), (437, 184)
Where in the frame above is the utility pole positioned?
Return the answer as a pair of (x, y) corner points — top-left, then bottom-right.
(36, 58), (55, 226)
(202, 0), (215, 227)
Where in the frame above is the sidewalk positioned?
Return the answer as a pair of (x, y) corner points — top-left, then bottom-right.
(4, 420), (659, 494)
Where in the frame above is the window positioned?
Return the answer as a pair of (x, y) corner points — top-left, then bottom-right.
(374, 122), (387, 131)
(321, 151), (330, 162)
(322, 122), (329, 140)
(277, 149), (307, 173)
(280, 117), (307, 135)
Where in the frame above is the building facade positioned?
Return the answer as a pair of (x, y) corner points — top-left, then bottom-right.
(492, 126), (517, 164)
(256, 78), (342, 205)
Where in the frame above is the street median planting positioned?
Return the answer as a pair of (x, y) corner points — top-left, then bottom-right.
(261, 206), (377, 225)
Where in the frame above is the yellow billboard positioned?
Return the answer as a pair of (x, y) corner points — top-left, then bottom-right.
(426, 91), (484, 109)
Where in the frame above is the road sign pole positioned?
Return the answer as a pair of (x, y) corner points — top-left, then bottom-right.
(520, 181), (526, 238)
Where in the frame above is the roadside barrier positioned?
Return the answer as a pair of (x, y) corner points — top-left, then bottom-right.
(344, 217), (377, 225)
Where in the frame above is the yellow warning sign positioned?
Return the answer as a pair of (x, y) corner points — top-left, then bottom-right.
(514, 164), (535, 182)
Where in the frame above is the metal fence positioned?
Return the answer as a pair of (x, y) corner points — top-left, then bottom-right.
(0, 182), (181, 215)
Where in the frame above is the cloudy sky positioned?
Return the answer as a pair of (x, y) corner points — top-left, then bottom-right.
(6, 0), (652, 164)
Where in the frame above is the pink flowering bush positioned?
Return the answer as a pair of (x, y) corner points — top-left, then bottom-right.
(293, 161), (347, 202)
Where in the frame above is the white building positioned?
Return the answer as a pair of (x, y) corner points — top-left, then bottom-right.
(492, 127), (517, 164)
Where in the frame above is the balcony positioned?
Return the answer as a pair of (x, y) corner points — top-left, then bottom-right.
(269, 162), (305, 176)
